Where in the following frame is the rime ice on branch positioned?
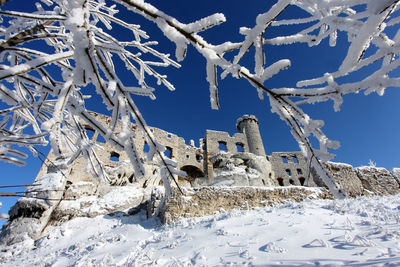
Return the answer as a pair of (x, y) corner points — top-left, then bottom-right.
(0, 0), (186, 190)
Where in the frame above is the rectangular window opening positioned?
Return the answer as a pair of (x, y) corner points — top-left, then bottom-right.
(165, 146), (173, 158)
(236, 143), (244, 152)
(218, 141), (227, 152)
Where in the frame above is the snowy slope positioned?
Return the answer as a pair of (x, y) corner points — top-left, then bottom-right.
(1, 194), (400, 266)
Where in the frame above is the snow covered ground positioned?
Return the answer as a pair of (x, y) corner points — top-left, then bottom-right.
(1, 194), (400, 266)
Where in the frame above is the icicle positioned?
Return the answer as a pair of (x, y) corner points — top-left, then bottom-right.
(329, 30), (337, 47)
(206, 60), (219, 110)
(254, 34), (265, 77)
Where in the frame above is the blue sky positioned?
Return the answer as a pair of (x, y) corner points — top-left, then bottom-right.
(1, 0), (400, 217)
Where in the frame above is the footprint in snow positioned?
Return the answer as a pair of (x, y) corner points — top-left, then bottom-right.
(302, 238), (331, 248)
(259, 242), (287, 253)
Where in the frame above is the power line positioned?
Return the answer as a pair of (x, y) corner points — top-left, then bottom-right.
(0, 184), (41, 188)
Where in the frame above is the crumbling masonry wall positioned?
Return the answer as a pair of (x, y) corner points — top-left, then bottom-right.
(33, 112), (400, 196)
(35, 112), (206, 187)
(204, 130), (249, 182)
(270, 152), (313, 187)
(311, 162), (400, 197)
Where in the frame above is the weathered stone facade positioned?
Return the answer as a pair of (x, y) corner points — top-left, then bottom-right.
(270, 152), (311, 187)
(33, 112), (400, 195)
(160, 186), (334, 224)
(321, 162), (365, 197)
(356, 166), (400, 195)
(35, 112), (279, 188)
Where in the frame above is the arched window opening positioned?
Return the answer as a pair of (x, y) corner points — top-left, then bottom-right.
(196, 154), (202, 162)
(110, 152), (120, 162)
(165, 146), (173, 158)
(236, 143), (244, 152)
(299, 177), (305, 186)
(297, 168), (303, 175)
(143, 142), (150, 153)
(292, 155), (298, 164)
(286, 169), (291, 176)
(277, 178), (284, 186)
(262, 179), (266, 186)
(281, 156), (288, 164)
(180, 165), (205, 181)
(289, 179), (295, 185)
(218, 141), (227, 152)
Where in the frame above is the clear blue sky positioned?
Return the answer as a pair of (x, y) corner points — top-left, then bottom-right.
(1, 0), (400, 217)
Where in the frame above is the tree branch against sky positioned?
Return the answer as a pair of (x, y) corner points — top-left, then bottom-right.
(0, 0), (399, 199)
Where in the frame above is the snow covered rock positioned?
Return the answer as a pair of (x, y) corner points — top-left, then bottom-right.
(319, 162), (365, 197)
(391, 168), (400, 185)
(64, 181), (98, 199)
(356, 166), (400, 195)
(0, 170), (67, 245)
(50, 186), (145, 226)
(208, 152), (275, 187)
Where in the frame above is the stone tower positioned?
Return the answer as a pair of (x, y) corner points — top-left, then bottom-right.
(236, 115), (266, 157)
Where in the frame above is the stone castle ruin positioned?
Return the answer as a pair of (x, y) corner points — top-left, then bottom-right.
(1, 112), (400, 245)
(36, 113), (311, 189)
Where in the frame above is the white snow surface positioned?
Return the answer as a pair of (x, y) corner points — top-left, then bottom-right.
(1, 194), (400, 266)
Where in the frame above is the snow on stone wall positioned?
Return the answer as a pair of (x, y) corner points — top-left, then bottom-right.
(159, 186), (334, 224)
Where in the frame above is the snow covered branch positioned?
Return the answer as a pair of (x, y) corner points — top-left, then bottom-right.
(0, 0), (186, 190)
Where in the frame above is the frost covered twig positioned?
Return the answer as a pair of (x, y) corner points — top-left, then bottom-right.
(0, 0), (187, 191)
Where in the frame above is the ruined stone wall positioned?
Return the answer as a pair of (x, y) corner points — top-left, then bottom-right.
(33, 112), (400, 197)
(34, 112), (205, 186)
(204, 130), (249, 155)
(270, 152), (311, 187)
(160, 186), (334, 224)
(204, 130), (249, 181)
(147, 127), (203, 171)
(309, 162), (400, 197)
(356, 166), (400, 195)
(34, 112), (319, 191)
